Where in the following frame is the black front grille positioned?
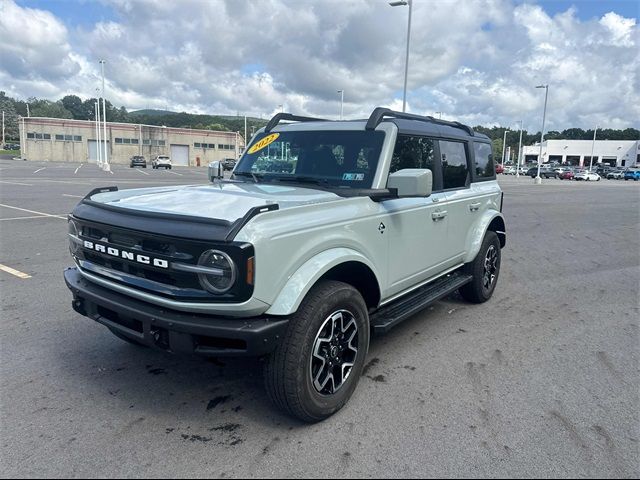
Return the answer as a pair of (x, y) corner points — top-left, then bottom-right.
(72, 217), (254, 303)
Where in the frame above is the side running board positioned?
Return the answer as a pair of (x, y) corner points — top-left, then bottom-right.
(370, 272), (472, 334)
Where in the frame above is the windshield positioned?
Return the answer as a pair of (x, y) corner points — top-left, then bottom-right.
(233, 130), (385, 188)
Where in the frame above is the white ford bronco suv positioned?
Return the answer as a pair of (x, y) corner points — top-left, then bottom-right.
(65, 108), (505, 422)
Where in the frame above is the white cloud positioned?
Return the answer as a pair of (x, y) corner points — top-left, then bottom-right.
(0, 0), (80, 80)
(0, 0), (637, 129)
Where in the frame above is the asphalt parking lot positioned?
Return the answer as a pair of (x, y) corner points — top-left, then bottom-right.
(1, 159), (639, 478)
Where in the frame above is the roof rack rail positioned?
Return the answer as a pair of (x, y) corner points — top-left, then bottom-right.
(365, 107), (475, 136)
(264, 113), (328, 133)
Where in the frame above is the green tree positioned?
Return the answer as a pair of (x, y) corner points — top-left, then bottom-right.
(29, 99), (73, 119)
(61, 95), (85, 119)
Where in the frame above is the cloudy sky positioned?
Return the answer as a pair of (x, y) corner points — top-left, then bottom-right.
(1, 0), (638, 129)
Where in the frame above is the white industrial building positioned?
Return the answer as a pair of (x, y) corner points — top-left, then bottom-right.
(18, 117), (245, 167)
(521, 139), (640, 167)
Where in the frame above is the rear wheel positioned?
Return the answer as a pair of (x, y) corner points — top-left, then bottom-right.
(264, 280), (369, 423)
(459, 231), (501, 303)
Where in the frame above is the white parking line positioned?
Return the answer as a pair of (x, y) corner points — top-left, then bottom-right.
(62, 194), (83, 198)
(0, 180), (33, 186)
(164, 169), (183, 176)
(74, 164), (83, 174)
(33, 167), (47, 174)
(0, 215), (56, 221)
(135, 168), (150, 175)
(0, 264), (31, 279)
(0, 203), (67, 220)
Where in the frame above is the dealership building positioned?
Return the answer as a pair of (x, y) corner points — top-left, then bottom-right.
(521, 139), (640, 167)
(18, 117), (245, 166)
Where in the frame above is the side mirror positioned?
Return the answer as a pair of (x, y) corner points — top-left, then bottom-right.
(387, 169), (432, 197)
(208, 161), (223, 182)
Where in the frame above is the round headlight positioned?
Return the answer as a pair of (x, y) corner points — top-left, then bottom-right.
(68, 219), (81, 256)
(197, 250), (236, 294)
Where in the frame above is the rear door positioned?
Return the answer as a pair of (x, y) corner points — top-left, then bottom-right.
(444, 140), (500, 263)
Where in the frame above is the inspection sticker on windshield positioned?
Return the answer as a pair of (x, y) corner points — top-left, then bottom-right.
(342, 173), (365, 181)
(248, 133), (280, 154)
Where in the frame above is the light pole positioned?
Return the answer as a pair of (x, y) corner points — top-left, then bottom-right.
(99, 59), (109, 172)
(435, 111), (442, 119)
(2, 111), (5, 148)
(389, 0), (412, 112)
(589, 125), (598, 172)
(502, 129), (508, 165)
(534, 84), (549, 184)
(516, 120), (524, 178)
(337, 90), (344, 120)
(95, 100), (102, 167)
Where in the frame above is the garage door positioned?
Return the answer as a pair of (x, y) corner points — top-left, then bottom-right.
(170, 144), (189, 166)
(87, 140), (109, 163)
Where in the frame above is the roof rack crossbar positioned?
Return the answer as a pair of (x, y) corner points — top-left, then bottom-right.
(264, 113), (328, 132)
(365, 107), (474, 136)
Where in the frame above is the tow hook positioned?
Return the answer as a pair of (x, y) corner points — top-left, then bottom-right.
(150, 328), (170, 350)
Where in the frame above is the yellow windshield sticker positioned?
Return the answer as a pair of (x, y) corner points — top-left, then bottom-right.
(248, 133), (280, 154)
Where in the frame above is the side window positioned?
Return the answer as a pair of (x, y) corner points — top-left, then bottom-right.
(440, 140), (469, 189)
(473, 142), (495, 179)
(390, 135), (435, 173)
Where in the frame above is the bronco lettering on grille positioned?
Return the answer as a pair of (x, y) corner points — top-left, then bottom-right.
(82, 240), (169, 269)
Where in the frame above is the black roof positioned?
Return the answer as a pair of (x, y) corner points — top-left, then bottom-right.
(264, 107), (489, 142)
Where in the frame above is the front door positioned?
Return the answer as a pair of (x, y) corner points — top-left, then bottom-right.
(381, 134), (456, 298)
(382, 193), (452, 297)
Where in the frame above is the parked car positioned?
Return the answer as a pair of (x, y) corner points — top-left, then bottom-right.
(222, 158), (237, 171)
(64, 107), (506, 422)
(575, 171), (601, 181)
(129, 155), (147, 168)
(596, 165), (613, 177)
(504, 166), (517, 175)
(152, 155), (172, 169)
(607, 168), (626, 179)
(624, 168), (640, 181)
(495, 163), (504, 174)
(526, 167), (538, 177)
(558, 169), (575, 180)
(539, 167), (557, 179)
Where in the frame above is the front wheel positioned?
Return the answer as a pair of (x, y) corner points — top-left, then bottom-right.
(264, 280), (370, 423)
(459, 231), (501, 303)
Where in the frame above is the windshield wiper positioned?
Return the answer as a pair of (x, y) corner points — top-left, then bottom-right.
(271, 176), (330, 186)
(233, 171), (261, 183)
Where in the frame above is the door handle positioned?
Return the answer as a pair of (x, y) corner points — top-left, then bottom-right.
(469, 202), (481, 212)
(431, 210), (448, 221)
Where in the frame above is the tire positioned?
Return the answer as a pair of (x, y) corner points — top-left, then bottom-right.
(264, 280), (370, 423)
(459, 231), (501, 304)
(109, 328), (146, 347)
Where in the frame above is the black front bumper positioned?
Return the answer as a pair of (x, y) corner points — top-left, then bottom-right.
(64, 267), (288, 357)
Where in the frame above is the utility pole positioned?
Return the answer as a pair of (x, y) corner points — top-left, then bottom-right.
(2, 111), (5, 147)
(244, 115), (247, 151)
(26, 104), (30, 117)
(337, 90), (344, 120)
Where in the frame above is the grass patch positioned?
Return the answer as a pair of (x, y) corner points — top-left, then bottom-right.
(0, 150), (20, 155)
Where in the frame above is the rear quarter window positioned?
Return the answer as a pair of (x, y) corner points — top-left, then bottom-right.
(473, 142), (495, 180)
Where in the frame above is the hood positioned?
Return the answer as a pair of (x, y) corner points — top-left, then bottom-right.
(87, 182), (342, 223)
